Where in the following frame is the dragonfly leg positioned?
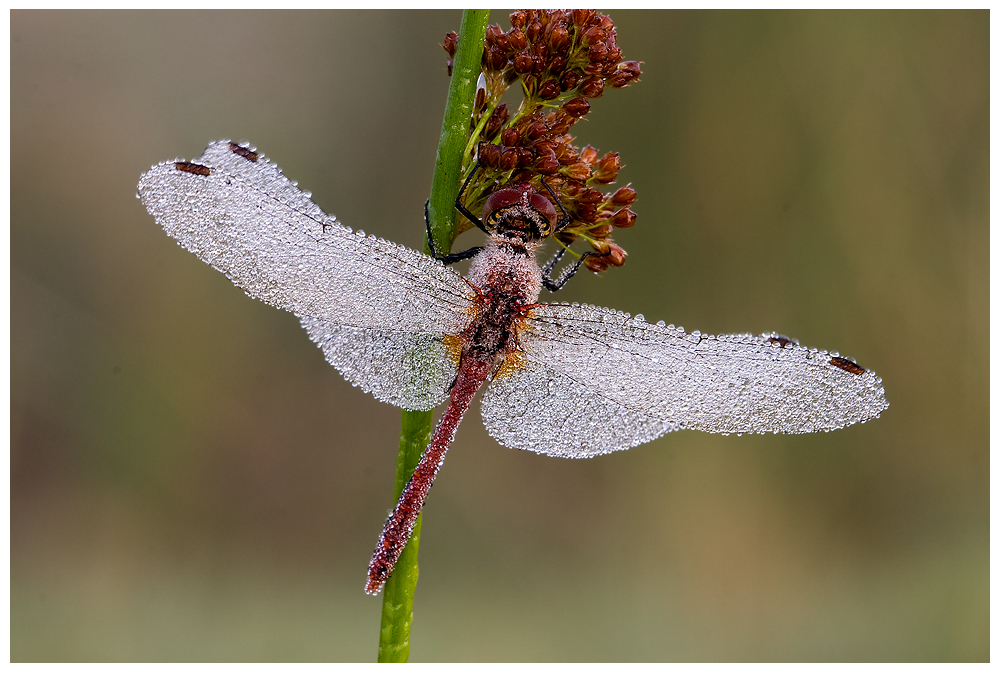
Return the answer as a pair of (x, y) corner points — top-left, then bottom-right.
(424, 199), (483, 265)
(542, 250), (594, 292)
(541, 246), (567, 279)
(539, 176), (573, 231)
(455, 160), (489, 235)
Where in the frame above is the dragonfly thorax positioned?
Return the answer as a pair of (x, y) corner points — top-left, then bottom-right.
(482, 184), (558, 242)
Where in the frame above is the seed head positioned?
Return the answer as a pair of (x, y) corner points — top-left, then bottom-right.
(445, 10), (641, 271)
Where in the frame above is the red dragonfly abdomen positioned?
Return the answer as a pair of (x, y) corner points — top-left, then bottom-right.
(365, 356), (493, 595)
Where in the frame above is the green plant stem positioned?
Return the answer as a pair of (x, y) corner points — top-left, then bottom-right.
(376, 9), (489, 664)
(426, 10), (490, 256)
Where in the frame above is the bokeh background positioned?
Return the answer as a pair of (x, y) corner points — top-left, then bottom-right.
(11, 10), (988, 662)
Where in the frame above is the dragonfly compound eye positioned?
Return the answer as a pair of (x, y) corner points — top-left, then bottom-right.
(483, 185), (557, 240)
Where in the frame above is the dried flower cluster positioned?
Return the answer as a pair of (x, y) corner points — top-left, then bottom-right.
(443, 9), (641, 272)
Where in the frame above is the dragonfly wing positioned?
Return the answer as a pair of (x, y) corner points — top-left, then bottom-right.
(300, 320), (457, 410)
(481, 303), (888, 457)
(138, 141), (473, 409)
(481, 359), (678, 458)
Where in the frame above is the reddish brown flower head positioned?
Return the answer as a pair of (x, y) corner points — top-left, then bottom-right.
(447, 10), (641, 275)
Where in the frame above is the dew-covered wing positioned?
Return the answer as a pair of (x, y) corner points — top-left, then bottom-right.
(300, 322), (457, 410)
(138, 140), (473, 409)
(481, 360), (678, 458)
(481, 303), (888, 457)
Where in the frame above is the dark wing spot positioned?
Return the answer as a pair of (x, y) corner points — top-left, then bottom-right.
(767, 335), (796, 348)
(229, 142), (259, 162)
(175, 161), (210, 176)
(829, 356), (865, 375)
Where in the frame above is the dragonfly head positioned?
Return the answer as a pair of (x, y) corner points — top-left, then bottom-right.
(482, 184), (557, 243)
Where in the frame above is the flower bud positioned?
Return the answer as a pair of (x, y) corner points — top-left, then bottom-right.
(562, 97), (590, 118)
(562, 162), (591, 182)
(571, 9), (595, 30)
(548, 55), (567, 74)
(536, 156), (560, 175)
(556, 144), (579, 164)
(609, 71), (637, 88)
(484, 103), (508, 138)
(610, 186), (637, 206)
(559, 70), (579, 91)
(527, 20), (542, 41)
(548, 112), (571, 134)
(510, 11), (527, 30)
(442, 32), (458, 58)
(538, 79), (561, 100)
(512, 52), (534, 74)
(585, 251), (610, 272)
(610, 207), (637, 228)
(606, 241), (627, 266)
(589, 42), (608, 62)
(515, 148), (534, 167)
(494, 32), (510, 53)
(589, 223), (613, 238)
(479, 143), (500, 167)
(580, 77), (604, 98)
(549, 25), (570, 51)
(618, 61), (642, 77)
(500, 148), (519, 171)
(577, 202), (598, 222)
(488, 46), (509, 71)
(524, 120), (547, 141)
(501, 127), (520, 147)
(509, 28), (528, 51)
(582, 26), (604, 46)
(594, 152), (621, 183)
(580, 145), (599, 165)
(534, 140), (556, 158)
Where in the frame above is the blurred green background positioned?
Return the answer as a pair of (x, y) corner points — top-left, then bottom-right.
(11, 10), (987, 662)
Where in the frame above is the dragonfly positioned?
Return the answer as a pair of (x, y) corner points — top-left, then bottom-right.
(138, 140), (888, 595)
